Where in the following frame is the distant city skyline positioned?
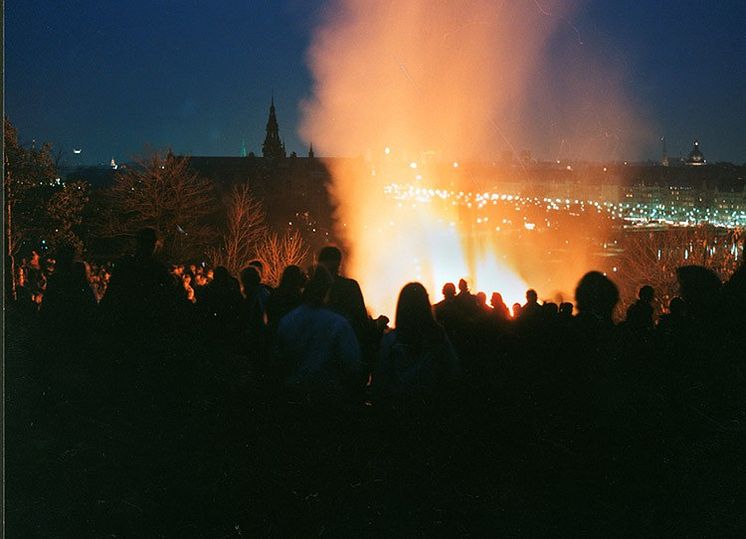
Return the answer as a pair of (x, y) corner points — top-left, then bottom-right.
(6, 1), (746, 165)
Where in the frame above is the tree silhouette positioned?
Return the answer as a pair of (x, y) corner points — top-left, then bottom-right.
(103, 151), (219, 261)
(4, 117), (58, 297)
(255, 230), (309, 287)
(206, 182), (267, 276)
(617, 225), (742, 311)
(45, 181), (90, 255)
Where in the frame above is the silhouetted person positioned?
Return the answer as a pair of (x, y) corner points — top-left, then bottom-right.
(274, 265), (364, 404)
(676, 265), (721, 324)
(239, 266), (267, 351)
(373, 282), (459, 408)
(40, 244), (96, 342)
(559, 302), (574, 320)
(434, 282), (457, 321)
(573, 271), (619, 337)
(656, 296), (687, 339)
(512, 302), (522, 319)
(625, 285), (655, 331)
(541, 301), (559, 323)
(266, 265), (306, 334)
(475, 291), (492, 315)
(455, 278), (479, 318)
(202, 266), (243, 342)
(248, 259), (272, 311)
(317, 246), (383, 367)
(100, 227), (180, 335)
(489, 292), (510, 321)
(519, 288), (542, 322)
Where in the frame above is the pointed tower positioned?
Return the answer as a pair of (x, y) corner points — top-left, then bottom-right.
(308, 143), (315, 159)
(660, 136), (669, 167)
(262, 98), (286, 159)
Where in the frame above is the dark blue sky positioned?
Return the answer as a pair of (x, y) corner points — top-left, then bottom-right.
(5, 1), (745, 165)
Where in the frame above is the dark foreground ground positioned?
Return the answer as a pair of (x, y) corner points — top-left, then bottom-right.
(6, 312), (746, 537)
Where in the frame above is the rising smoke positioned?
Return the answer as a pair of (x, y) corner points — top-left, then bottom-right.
(300, 0), (649, 317)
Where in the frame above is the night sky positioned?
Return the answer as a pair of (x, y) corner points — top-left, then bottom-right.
(5, 1), (745, 165)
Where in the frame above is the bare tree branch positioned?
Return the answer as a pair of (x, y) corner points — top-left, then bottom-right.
(102, 152), (218, 261)
(255, 229), (310, 287)
(206, 183), (267, 276)
(617, 225), (743, 311)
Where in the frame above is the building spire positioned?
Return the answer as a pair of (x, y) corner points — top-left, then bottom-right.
(308, 143), (315, 158)
(262, 97), (286, 159)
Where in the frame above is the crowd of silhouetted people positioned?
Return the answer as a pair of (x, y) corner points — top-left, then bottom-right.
(6, 227), (746, 536)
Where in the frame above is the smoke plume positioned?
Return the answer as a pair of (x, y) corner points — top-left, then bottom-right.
(301, 0), (648, 316)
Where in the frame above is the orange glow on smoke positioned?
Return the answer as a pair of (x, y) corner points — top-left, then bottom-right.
(324, 157), (529, 316)
(301, 0), (647, 317)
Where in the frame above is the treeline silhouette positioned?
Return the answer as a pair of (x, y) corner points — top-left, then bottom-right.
(5, 228), (746, 536)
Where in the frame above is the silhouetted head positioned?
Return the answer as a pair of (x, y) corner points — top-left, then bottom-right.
(317, 246), (342, 275)
(458, 278), (469, 293)
(525, 289), (538, 303)
(667, 297), (685, 318)
(542, 302), (558, 316)
(639, 285), (655, 303)
(490, 292), (504, 307)
(442, 282), (456, 299)
(135, 227), (158, 256)
(279, 265), (306, 291)
(512, 303), (522, 318)
(302, 265), (333, 307)
(575, 271), (619, 320)
(248, 260), (264, 279)
(559, 302), (574, 317)
(213, 266), (232, 285)
(395, 282), (436, 340)
(475, 291), (487, 306)
(240, 266), (261, 295)
(676, 265), (721, 315)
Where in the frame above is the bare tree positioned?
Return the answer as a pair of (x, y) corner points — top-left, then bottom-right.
(103, 151), (219, 261)
(45, 181), (90, 255)
(617, 225), (743, 312)
(206, 183), (266, 276)
(254, 230), (310, 287)
(4, 117), (57, 298)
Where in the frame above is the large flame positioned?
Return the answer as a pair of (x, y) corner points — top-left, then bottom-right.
(301, 0), (647, 318)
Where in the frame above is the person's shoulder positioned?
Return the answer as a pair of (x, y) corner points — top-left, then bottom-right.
(321, 305), (350, 323)
(320, 306), (357, 332)
(336, 275), (361, 290)
(277, 304), (306, 327)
